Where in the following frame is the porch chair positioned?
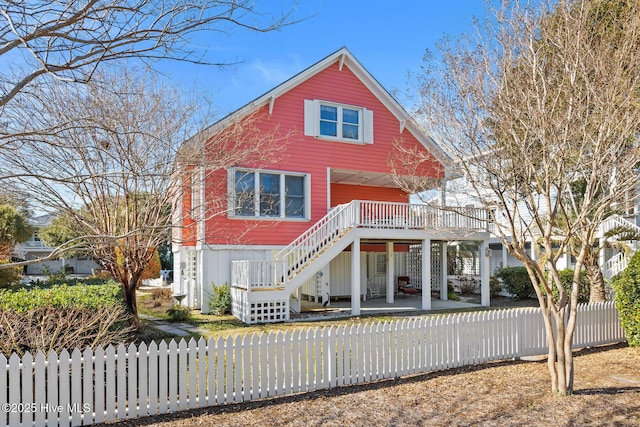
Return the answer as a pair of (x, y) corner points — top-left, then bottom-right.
(367, 282), (381, 299)
(397, 276), (418, 297)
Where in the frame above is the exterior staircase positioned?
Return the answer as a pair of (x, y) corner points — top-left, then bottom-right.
(601, 215), (640, 279)
(230, 200), (489, 323)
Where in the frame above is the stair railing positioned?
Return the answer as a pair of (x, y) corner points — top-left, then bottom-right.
(275, 201), (359, 280)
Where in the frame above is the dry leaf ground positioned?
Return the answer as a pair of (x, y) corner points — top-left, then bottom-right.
(101, 343), (639, 427)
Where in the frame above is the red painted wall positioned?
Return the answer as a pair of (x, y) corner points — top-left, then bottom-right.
(330, 183), (408, 206)
(200, 62), (443, 246)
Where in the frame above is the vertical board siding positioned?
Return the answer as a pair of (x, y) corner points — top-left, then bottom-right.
(0, 302), (626, 426)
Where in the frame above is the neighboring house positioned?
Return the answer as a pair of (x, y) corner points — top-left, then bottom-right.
(438, 172), (640, 282)
(172, 48), (492, 323)
(12, 214), (99, 275)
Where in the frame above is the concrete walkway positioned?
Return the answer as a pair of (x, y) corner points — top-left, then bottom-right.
(139, 314), (208, 337)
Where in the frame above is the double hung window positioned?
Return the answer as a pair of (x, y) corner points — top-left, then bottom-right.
(305, 99), (373, 144)
(232, 169), (308, 219)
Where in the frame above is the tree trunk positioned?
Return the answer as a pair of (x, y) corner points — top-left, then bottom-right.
(585, 253), (606, 302)
(123, 278), (139, 325)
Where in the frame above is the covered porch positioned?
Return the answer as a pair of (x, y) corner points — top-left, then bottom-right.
(297, 294), (482, 319)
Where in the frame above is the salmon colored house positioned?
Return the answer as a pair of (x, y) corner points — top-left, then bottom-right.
(173, 48), (492, 323)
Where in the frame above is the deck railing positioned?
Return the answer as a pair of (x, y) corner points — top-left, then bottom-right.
(231, 260), (286, 290)
(266, 200), (490, 284)
(275, 202), (357, 279)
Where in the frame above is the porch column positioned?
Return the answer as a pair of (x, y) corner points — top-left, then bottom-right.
(422, 239), (431, 310)
(386, 242), (395, 304)
(441, 241), (448, 300)
(502, 242), (508, 269)
(480, 239), (491, 306)
(351, 237), (361, 316)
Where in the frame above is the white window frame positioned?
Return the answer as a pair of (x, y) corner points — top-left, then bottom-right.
(375, 253), (387, 276)
(190, 168), (202, 219)
(228, 168), (311, 220)
(304, 99), (373, 144)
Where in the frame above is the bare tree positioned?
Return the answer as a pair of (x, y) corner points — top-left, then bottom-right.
(0, 69), (287, 321)
(0, 0), (297, 109)
(402, 0), (640, 395)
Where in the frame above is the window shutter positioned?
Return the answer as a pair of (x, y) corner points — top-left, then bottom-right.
(227, 168), (235, 218)
(304, 100), (316, 136)
(363, 108), (374, 144)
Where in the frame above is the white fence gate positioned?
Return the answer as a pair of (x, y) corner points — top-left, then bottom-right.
(0, 302), (626, 426)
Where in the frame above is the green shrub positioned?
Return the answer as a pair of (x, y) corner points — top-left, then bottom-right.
(490, 275), (502, 297)
(612, 251), (640, 347)
(0, 262), (23, 289)
(556, 269), (590, 304)
(166, 304), (191, 322)
(496, 266), (535, 299)
(446, 281), (460, 301)
(0, 280), (124, 312)
(0, 279), (132, 355)
(209, 283), (231, 315)
(24, 276), (113, 289)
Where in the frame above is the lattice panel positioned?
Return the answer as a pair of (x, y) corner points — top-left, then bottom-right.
(250, 300), (289, 323)
(408, 244), (422, 288)
(431, 242), (442, 291)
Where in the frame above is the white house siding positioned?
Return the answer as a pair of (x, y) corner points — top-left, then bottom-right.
(304, 251), (409, 298)
(195, 246), (279, 313)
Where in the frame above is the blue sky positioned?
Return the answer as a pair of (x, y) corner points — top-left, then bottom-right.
(157, 1), (487, 118)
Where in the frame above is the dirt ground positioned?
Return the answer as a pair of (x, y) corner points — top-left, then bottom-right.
(101, 343), (639, 427)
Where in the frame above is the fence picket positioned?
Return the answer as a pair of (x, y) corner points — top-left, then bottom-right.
(167, 340), (178, 412)
(233, 335), (243, 403)
(138, 342), (148, 417)
(198, 338), (207, 408)
(127, 343), (138, 419)
(34, 352), (46, 427)
(21, 352), (33, 427)
(0, 302), (626, 427)
(215, 337), (225, 404)
(157, 341), (168, 414)
(70, 349), (82, 426)
(147, 342), (158, 416)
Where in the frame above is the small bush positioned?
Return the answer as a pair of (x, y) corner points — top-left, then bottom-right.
(151, 287), (173, 307)
(556, 269), (590, 304)
(612, 251), (640, 347)
(446, 281), (460, 301)
(25, 276), (114, 289)
(166, 305), (191, 322)
(490, 275), (502, 297)
(456, 276), (478, 294)
(0, 261), (23, 288)
(209, 283), (231, 315)
(496, 266), (535, 299)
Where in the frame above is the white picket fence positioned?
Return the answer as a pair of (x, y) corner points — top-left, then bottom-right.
(0, 302), (625, 426)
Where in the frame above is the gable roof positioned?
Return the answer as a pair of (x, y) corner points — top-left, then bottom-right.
(194, 47), (456, 178)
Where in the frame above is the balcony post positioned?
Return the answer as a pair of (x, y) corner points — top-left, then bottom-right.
(422, 239), (431, 310)
(351, 237), (361, 316)
(441, 241), (448, 300)
(386, 242), (395, 304)
(480, 239), (491, 307)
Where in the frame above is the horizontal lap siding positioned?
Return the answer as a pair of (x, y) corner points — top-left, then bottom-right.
(330, 184), (408, 206)
(204, 63), (442, 245)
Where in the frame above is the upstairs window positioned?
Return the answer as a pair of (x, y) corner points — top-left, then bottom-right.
(231, 169), (309, 220)
(305, 100), (373, 144)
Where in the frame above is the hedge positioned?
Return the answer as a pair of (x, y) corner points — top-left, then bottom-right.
(612, 251), (640, 347)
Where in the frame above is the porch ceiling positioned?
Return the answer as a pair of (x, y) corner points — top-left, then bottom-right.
(330, 169), (397, 188)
